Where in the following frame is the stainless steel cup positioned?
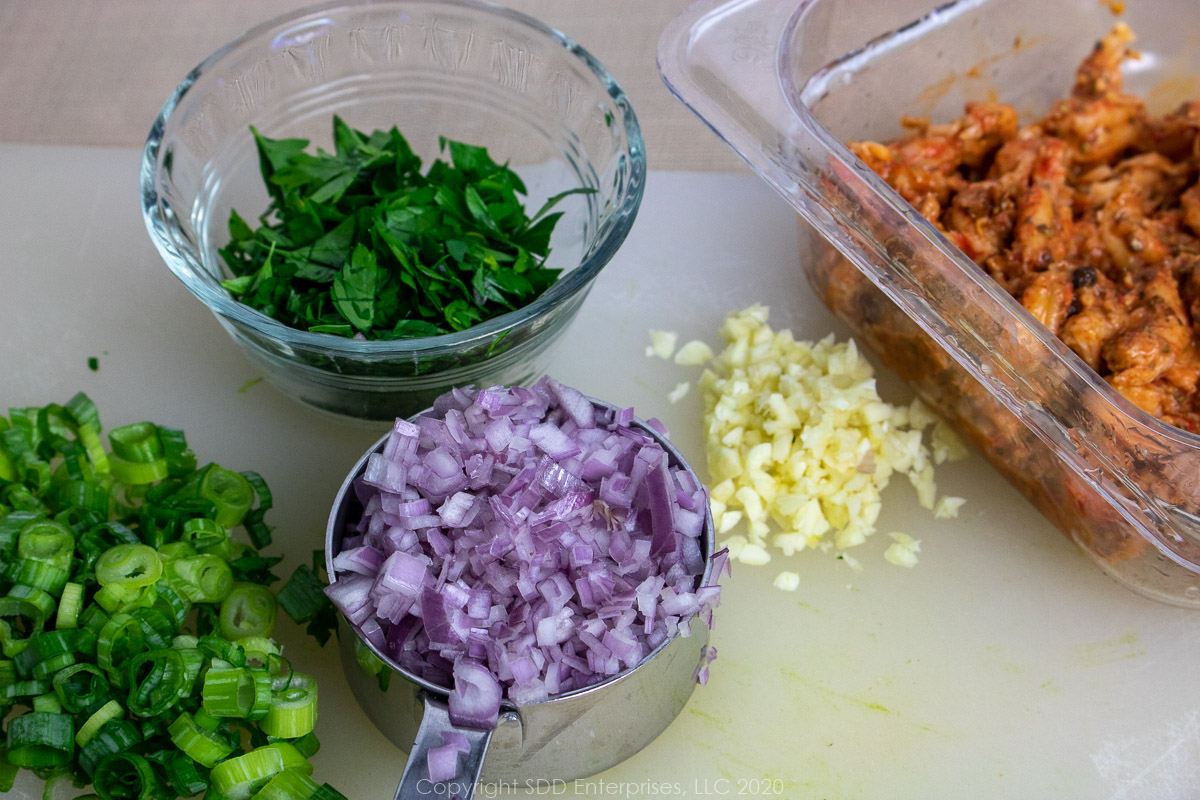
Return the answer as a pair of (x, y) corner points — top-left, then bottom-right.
(325, 402), (717, 800)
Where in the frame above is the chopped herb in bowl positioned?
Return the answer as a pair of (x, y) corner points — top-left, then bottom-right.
(143, 0), (645, 420)
(219, 117), (590, 341)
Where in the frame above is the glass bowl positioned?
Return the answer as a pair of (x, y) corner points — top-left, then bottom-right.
(660, 0), (1200, 607)
(142, 0), (644, 423)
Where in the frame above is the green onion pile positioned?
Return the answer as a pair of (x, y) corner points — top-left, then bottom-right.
(0, 393), (343, 800)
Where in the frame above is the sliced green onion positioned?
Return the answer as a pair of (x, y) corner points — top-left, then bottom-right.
(156, 426), (196, 479)
(182, 517), (232, 559)
(94, 583), (155, 615)
(202, 667), (255, 718)
(175, 647), (205, 700)
(171, 634), (198, 649)
(258, 743), (310, 777)
(354, 638), (385, 679)
(55, 478), (111, 524)
(254, 769), (320, 800)
(0, 743), (15, 796)
(17, 519), (75, 571)
(0, 744), (17, 793)
(0, 446), (14, 484)
(147, 583), (188, 634)
(310, 785), (348, 800)
(106, 422), (168, 486)
(6, 712), (75, 768)
(96, 615), (144, 687)
(95, 544), (162, 589)
(0, 510), (41, 557)
(4, 679), (51, 702)
(168, 555), (233, 603)
(247, 670), (274, 721)
(78, 603), (111, 637)
(40, 767), (79, 800)
(1, 584), (56, 637)
(165, 751), (208, 797)
(219, 584), (277, 641)
(156, 541), (196, 563)
(0, 619), (26, 658)
(239, 471), (274, 549)
(107, 455), (168, 486)
(52, 664), (110, 714)
(75, 422), (110, 478)
(93, 585), (135, 618)
(0, 395), (341, 798)
(33, 651), (75, 680)
(0, 599), (52, 658)
(55, 581), (83, 629)
(259, 674), (317, 739)
(237, 636), (280, 664)
(108, 422), (162, 464)
(93, 751), (161, 799)
(192, 708), (221, 732)
(210, 745), (286, 800)
(6, 558), (70, 595)
(15, 631), (82, 679)
(77, 719), (140, 778)
(11, 642), (37, 678)
(125, 649), (188, 717)
(76, 699), (124, 747)
(167, 712), (234, 768)
(32, 693), (62, 713)
(296, 735), (324, 762)
(197, 635), (245, 668)
(64, 391), (101, 432)
(132, 608), (174, 650)
(199, 467), (254, 529)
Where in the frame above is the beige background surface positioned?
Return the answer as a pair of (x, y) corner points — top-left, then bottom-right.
(0, 0), (747, 171)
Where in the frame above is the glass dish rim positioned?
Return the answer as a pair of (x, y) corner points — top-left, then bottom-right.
(772, 0), (1200, 450)
(140, 0), (646, 359)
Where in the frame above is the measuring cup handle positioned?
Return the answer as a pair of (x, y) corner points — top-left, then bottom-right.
(393, 694), (493, 800)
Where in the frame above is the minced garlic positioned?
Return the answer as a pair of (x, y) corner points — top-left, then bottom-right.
(664, 304), (966, 571)
(645, 330), (678, 360)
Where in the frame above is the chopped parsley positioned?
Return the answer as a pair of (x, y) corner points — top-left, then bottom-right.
(219, 116), (590, 340)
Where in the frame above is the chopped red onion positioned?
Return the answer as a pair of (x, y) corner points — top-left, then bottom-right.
(426, 743), (461, 784)
(332, 545), (384, 576)
(442, 730), (470, 755)
(326, 378), (726, 734)
(449, 658), (503, 729)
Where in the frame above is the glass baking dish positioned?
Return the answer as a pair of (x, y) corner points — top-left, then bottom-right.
(659, 0), (1200, 606)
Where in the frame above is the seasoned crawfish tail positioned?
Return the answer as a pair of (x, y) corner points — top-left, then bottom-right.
(847, 22), (1200, 431)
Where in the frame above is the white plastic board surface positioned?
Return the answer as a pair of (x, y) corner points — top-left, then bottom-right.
(3, 144), (1200, 800)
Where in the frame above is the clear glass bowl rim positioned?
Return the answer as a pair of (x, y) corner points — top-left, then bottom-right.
(141, 0), (646, 360)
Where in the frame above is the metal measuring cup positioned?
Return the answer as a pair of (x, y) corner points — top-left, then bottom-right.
(324, 401), (717, 800)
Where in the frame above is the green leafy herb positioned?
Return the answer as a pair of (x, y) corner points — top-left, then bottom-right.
(219, 117), (592, 340)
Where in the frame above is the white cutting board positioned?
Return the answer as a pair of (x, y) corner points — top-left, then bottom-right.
(4, 144), (1200, 800)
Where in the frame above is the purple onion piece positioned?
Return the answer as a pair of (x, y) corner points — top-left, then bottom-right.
(426, 743), (461, 783)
